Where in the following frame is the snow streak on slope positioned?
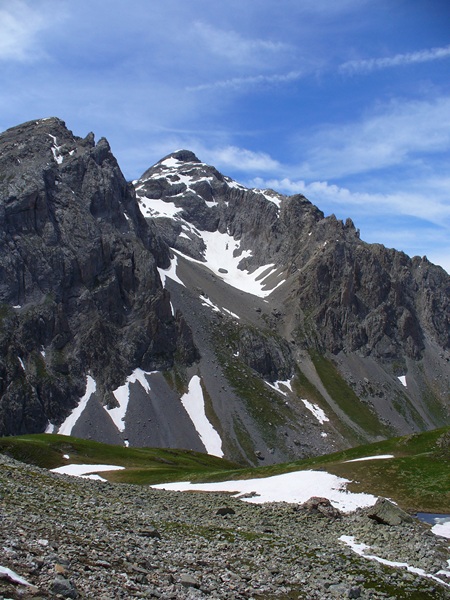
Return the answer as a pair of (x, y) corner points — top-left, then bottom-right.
(300, 398), (329, 424)
(108, 369), (155, 433)
(340, 535), (450, 589)
(153, 470), (377, 512)
(181, 375), (223, 457)
(53, 375), (97, 436)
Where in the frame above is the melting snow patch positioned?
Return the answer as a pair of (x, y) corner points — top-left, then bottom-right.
(301, 398), (329, 424)
(153, 470), (377, 512)
(0, 565), (32, 586)
(432, 520), (450, 540)
(175, 232), (284, 298)
(51, 464), (124, 480)
(158, 254), (185, 288)
(138, 196), (183, 219)
(340, 535), (450, 588)
(48, 134), (63, 164)
(398, 375), (407, 387)
(161, 157), (181, 168)
(266, 379), (293, 396)
(108, 369), (154, 433)
(181, 375), (223, 457)
(344, 454), (394, 463)
(201, 296), (239, 319)
(57, 375), (96, 436)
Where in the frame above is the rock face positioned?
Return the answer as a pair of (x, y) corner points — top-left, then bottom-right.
(1, 123), (449, 465)
(137, 150), (450, 362)
(0, 119), (196, 436)
(133, 149), (450, 463)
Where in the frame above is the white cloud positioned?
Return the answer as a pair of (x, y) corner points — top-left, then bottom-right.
(298, 96), (450, 179)
(340, 44), (450, 74)
(187, 70), (304, 92)
(207, 146), (281, 173)
(249, 176), (450, 225)
(0, 0), (64, 62)
(193, 21), (293, 68)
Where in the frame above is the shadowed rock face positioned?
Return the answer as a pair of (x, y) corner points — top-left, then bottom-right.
(0, 119), (197, 435)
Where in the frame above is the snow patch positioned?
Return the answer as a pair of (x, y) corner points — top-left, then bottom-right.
(153, 470), (377, 512)
(181, 375), (223, 457)
(158, 254), (185, 288)
(138, 196), (183, 219)
(301, 398), (329, 424)
(108, 369), (154, 433)
(0, 565), (32, 586)
(51, 464), (124, 480)
(398, 375), (407, 387)
(48, 133), (63, 164)
(57, 376), (96, 436)
(432, 520), (450, 539)
(175, 230), (285, 298)
(161, 157), (181, 168)
(201, 296), (240, 319)
(340, 535), (450, 588)
(266, 379), (293, 397)
(345, 454), (394, 463)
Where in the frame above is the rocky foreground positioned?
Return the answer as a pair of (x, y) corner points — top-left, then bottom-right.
(1, 454), (449, 599)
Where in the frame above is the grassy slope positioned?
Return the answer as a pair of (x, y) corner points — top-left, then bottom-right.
(1, 428), (449, 512)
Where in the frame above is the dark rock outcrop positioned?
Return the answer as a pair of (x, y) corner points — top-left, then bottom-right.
(0, 119), (196, 436)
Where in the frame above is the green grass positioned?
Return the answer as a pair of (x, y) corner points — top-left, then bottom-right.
(1, 427), (449, 512)
(310, 351), (392, 440)
(0, 434), (240, 484)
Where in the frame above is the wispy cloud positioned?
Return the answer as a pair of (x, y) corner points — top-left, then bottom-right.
(0, 0), (65, 62)
(297, 96), (450, 179)
(340, 44), (450, 74)
(187, 70), (304, 92)
(249, 176), (450, 226)
(193, 21), (293, 68)
(207, 146), (281, 172)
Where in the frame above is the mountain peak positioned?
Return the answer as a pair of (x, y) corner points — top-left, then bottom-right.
(164, 149), (201, 163)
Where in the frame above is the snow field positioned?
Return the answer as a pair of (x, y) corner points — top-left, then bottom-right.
(181, 376), (223, 458)
(152, 469), (378, 513)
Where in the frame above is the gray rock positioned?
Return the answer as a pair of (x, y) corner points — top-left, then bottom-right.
(366, 498), (414, 526)
(180, 573), (200, 588)
(51, 574), (78, 598)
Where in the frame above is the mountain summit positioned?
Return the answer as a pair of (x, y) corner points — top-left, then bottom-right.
(0, 119), (449, 464)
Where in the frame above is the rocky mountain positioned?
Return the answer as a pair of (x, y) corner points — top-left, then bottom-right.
(0, 119), (449, 465)
(0, 119), (196, 439)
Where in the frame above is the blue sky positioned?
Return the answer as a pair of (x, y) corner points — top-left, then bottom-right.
(1, 0), (450, 272)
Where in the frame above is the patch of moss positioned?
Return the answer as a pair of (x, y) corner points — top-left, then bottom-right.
(310, 351), (392, 439)
(292, 366), (361, 446)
